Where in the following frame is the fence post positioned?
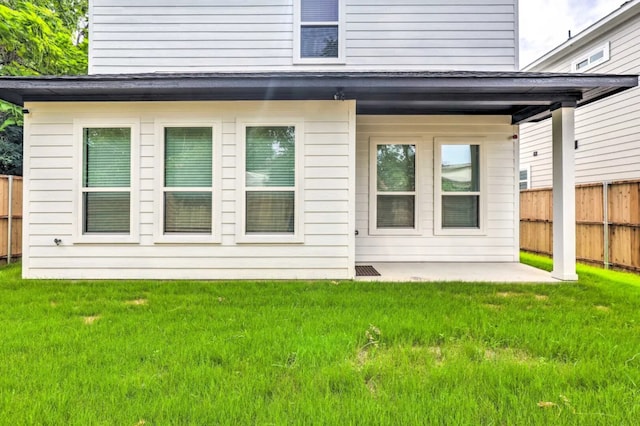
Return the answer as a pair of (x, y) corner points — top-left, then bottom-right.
(7, 175), (12, 264)
(603, 181), (609, 269)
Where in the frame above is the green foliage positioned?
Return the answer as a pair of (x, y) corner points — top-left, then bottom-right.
(0, 1), (87, 76)
(0, 1), (89, 175)
(1, 263), (639, 424)
(0, 101), (23, 174)
(5, 0), (89, 41)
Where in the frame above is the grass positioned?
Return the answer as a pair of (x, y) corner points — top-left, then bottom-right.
(1, 258), (639, 425)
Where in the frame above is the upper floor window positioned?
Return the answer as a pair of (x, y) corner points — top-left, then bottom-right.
(294, 0), (344, 63)
(572, 42), (610, 72)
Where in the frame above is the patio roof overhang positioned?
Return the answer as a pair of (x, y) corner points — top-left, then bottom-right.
(0, 71), (637, 124)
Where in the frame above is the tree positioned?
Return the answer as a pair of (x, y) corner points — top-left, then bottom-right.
(0, 0), (88, 174)
(0, 1), (88, 76)
(4, 0), (89, 44)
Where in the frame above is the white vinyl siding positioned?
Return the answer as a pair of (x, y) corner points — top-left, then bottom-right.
(23, 100), (355, 280)
(89, 0), (518, 73)
(356, 115), (519, 263)
(521, 11), (640, 188)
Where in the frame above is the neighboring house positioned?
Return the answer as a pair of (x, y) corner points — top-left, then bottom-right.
(520, 0), (640, 189)
(0, 0), (636, 281)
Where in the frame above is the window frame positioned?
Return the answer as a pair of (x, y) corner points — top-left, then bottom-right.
(519, 164), (531, 190)
(73, 118), (140, 244)
(154, 120), (221, 244)
(293, 0), (346, 64)
(369, 137), (422, 236)
(571, 42), (610, 72)
(236, 121), (304, 244)
(434, 137), (487, 236)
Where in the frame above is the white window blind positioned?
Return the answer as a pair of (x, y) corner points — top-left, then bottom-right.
(245, 126), (296, 234)
(163, 127), (213, 234)
(440, 144), (480, 228)
(299, 0), (339, 59)
(82, 128), (131, 233)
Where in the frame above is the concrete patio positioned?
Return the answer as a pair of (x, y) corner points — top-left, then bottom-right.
(355, 262), (560, 283)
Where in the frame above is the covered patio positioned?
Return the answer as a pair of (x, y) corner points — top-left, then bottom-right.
(1, 71), (637, 280)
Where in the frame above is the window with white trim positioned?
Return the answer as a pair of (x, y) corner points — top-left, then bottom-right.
(163, 127), (213, 234)
(240, 124), (302, 242)
(82, 127), (131, 234)
(369, 138), (419, 234)
(435, 139), (485, 234)
(571, 42), (610, 72)
(294, 0), (344, 63)
(519, 165), (531, 190)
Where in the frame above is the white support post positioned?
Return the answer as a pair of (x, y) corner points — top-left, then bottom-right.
(551, 105), (578, 281)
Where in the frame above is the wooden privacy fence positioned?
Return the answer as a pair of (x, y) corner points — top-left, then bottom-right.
(0, 175), (22, 264)
(521, 180), (640, 272)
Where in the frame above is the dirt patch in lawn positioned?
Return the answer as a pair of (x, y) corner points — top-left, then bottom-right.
(83, 315), (100, 325)
(125, 299), (148, 306)
(496, 292), (526, 298)
(534, 294), (549, 301)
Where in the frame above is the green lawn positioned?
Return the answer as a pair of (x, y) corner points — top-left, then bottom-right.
(1, 257), (639, 425)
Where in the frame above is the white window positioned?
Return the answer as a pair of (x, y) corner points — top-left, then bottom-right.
(74, 119), (139, 243)
(155, 122), (221, 243)
(369, 138), (420, 235)
(434, 138), (486, 235)
(571, 42), (610, 72)
(519, 165), (531, 190)
(294, 0), (345, 63)
(238, 123), (303, 243)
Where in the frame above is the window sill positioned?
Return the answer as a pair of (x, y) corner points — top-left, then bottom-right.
(74, 234), (139, 244)
(433, 228), (486, 237)
(369, 228), (422, 236)
(154, 234), (221, 245)
(236, 234), (304, 244)
(293, 57), (346, 65)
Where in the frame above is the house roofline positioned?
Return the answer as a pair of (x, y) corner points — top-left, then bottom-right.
(522, 0), (640, 71)
(0, 71), (637, 124)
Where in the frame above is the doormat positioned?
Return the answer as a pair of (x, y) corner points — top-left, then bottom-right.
(355, 265), (381, 277)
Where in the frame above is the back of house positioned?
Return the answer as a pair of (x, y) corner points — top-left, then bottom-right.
(520, 0), (640, 189)
(7, 0), (633, 280)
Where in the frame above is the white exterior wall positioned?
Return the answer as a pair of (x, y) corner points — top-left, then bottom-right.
(89, 0), (518, 74)
(520, 10), (640, 188)
(355, 115), (520, 262)
(23, 100), (356, 280)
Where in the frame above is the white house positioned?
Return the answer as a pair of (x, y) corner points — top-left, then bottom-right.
(0, 0), (636, 280)
(520, 0), (640, 189)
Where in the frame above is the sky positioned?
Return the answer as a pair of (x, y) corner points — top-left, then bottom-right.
(519, 0), (624, 68)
